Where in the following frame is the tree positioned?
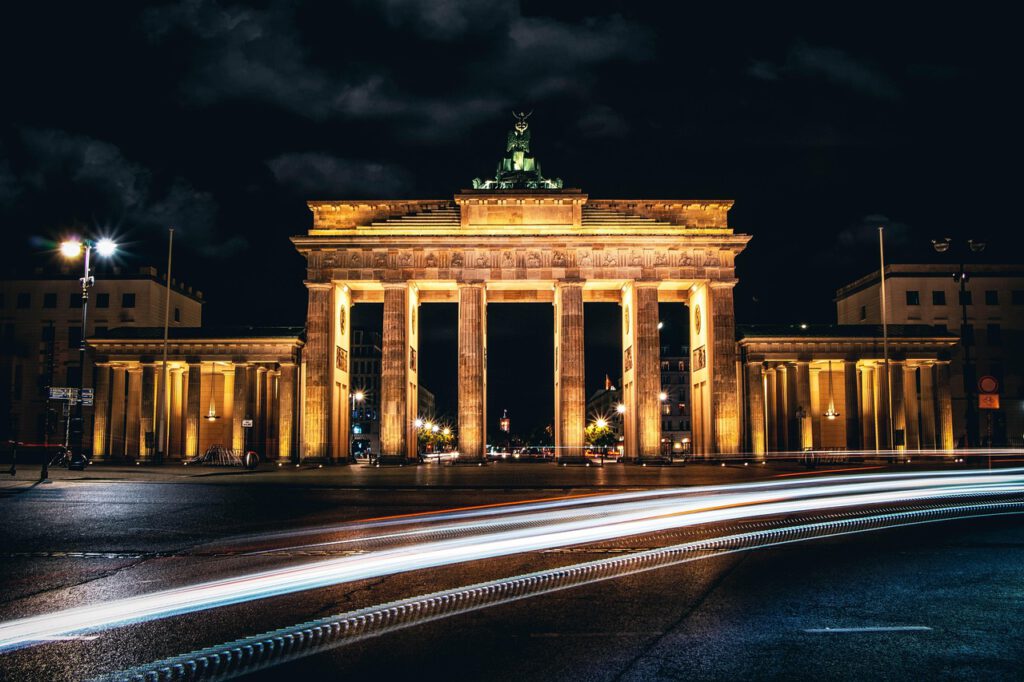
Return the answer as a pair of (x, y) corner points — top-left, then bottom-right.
(585, 422), (617, 449)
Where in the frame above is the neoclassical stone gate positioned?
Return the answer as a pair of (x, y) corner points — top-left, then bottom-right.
(292, 121), (750, 463)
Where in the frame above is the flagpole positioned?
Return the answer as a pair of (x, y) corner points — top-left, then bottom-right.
(155, 228), (174, 463)
(878, 226), (894, 455)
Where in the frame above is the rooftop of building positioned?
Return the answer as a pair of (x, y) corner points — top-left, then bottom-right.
(2, 265), (204, 302)
(91, 326), (304, 341)
(836, 264), (1024, 299)
(737, 323), (958, 340)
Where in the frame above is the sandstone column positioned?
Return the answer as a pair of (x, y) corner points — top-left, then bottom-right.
(935, 362), (955, 451)
(809, 364), (823, 448)
(91, 363), (111, 459)
(903, 364), (920, 451)
(795, 361), (812, 450)
(278, 363), (296, 462)
(185, 361), (202, 458)
(709, 283), (740, 455)
(765, 366), (777, 453)
(876, 362), (892, 450)
(380, 283), (418, 462)
(458, 283), (487, 462)
(302, 282), (332, 461)
(745, 362), (766, 457)
(890, 361), (906, 451)
(140, 363), (156, 459)
(109, 366), (127, 460)
(554, 282), (585, 460)
(125, 367), (142, 458)
(334, 285), (352, 462)
(169, 367), (184, 458)
(860, 365), (876, 451)
(776, 364), (789, 451)
(622, 282), (661, 461)
(232, 363), (248, 451)
(843, 360), (861, 451)
(919, 363), (937, 449)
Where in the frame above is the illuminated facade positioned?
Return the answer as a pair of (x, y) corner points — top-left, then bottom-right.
(292, 118), (750, 463)
(738, 325), (959, 455)
(88, 328), (302, 461)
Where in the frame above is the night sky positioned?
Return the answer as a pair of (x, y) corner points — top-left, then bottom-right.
(1, 2), (1018, 435)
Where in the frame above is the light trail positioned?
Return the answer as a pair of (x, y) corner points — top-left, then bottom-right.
(103, 500), (1024, 682)
(1, 469), (1022, 652)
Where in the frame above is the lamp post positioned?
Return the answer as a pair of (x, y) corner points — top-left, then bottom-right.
(932, 237), (986, 449)
(350, 390), (365, 462)
(60, 238), (117, 470)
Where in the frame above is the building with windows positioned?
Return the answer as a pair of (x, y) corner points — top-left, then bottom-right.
(659, 344), (692, 455)
(0, 266), (202, 447)
(836, 264), (1024, 447)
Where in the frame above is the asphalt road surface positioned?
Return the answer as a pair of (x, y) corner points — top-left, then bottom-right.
(0, 462), (1021, 680)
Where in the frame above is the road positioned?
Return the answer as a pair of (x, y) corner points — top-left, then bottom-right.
(0, 462), (1021, 680)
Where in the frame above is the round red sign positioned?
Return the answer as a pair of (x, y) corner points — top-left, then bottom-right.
(978, 375), (999, 394)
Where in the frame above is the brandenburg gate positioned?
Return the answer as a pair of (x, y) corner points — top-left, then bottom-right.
(292, 116), (751, 463)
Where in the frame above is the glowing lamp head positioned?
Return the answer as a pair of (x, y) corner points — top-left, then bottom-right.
(615, 403), (626, 414)
(442, 427), (451, 436)
(657, 321), (664, 330)
(658, 392), (668, 402)
(60, 240), (83, 259)
(353, 391), (365, 402)
(595, 418), (608, 429)
(431, 424), (440, 433)
(95, 238), (117, 258)
(414, 419), (424, 428)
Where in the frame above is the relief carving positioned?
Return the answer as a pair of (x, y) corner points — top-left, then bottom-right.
(655, 252), (669, 266)
(425, 253), (438, 267)
(475, 253), (490, 267)
(451, 253), (464, 267)
(502, 251), (515, 267)
(527, 252), (541, 267)
(579, 251), (593, 266)
(630, 252), (643, 266)
(679, 252), (694, 266)
(399, 253), (412, 267)
(603, 253), (617, 266)
(552, 252), (567, 267)
(373, 253), (387, 267)
(349, 252), (361, 266)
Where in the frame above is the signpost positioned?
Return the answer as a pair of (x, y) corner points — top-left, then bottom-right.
(977, 376), (999, 469)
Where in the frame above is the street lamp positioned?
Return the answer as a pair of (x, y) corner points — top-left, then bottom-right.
(60, 237), (118, 469)
(615, 403), (626, 414)
(932, 237), (986, 448)
(658, 391), (668, 402)
(350, 390), (365, 461)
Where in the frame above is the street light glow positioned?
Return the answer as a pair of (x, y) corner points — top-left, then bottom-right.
(595, 418), (608, 429)
(353, 391), (365, 402)
(95, 238), (118, 258)
(60, 240), (83, 259)
(659, 391), (668, 402)
(615, 403), (626, 414)
(414, 419), (424, 428)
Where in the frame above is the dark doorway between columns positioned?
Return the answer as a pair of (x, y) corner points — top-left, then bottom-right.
(417, 303), (458, 429)
(658, 302), (692, 458)
(350, 303), (382, 458)
(487, 304), (553, 449)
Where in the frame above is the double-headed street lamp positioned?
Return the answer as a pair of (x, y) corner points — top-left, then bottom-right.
(60, 237), (118, 469)
(932, 237), (986, 448)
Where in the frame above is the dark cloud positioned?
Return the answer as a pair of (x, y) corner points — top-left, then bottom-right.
(577, 105), (629, 139)
(750, 44), (900, 100)
(267, 152), (414, 197)
(142, 0), (652, 134)
(2, 129), (243, 257)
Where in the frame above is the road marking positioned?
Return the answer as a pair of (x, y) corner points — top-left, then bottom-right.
(33, 635), (100, 641)
(774, 466), (886, 478)
(528, 632), (663, 638)
(804, 626), (932, 633)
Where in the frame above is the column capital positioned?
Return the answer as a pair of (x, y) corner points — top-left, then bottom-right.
(382, 281), (412, 290)
(554, 279), (585, 288)
(304, 280), (333, 290)
(457, 281), (486, 289)
(708, 279), (739, 290)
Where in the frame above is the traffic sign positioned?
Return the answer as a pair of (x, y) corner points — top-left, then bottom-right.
(242, 419), (254, 428)
(979, 394), (1000, 410)
(978, 375), (999, 394)
(48, 387), (76, 400)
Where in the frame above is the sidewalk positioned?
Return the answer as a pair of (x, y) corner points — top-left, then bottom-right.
(0, 459), (918, 490)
